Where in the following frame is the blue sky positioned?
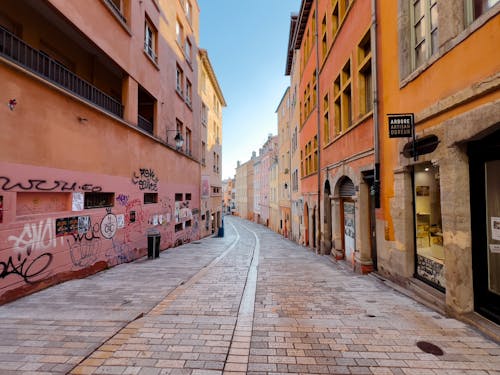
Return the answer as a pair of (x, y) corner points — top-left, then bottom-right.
(198, 0), (301, 179)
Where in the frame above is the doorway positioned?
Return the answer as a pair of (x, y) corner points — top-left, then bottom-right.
(469, 128), (500, 324)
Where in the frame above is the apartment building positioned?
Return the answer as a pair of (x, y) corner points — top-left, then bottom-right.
(222, 178), (235, 214)
(276, 88), (292, 238)
(0, 0), (207, 303)
(376, 1), (500, 324)
(199, 48), (226, 237)
(286, 14), (304, 245)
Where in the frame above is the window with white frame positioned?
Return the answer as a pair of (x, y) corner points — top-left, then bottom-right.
(411, 0), (438, 70)
(185, 79), (192, 105)
(176, 19), (184, 47)
(176, 64), (184, 94)
(185, 38), (192, 62)
(144, 17), (157, 61)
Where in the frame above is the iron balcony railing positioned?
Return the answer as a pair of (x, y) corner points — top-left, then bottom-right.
(138, 114), (153, 134)
(0, 26), (123, 117)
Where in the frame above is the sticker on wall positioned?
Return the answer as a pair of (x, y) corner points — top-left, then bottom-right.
(78, 216), (91, 234)
(100, 212), (117, 239)
(56, 217), (69, 237)
(72, 192), (84, 211)
(117, 214), (125, 229)
(159, 215), (164, 225)
(129, 211), (136, 223)
(68, 216), (78, 234)
(490, 244), (500, 254)
(153, 215), (159, 225)
(491, 217), (500, 241)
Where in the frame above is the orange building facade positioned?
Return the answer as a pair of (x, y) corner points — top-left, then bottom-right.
(0, 0), (208, 303)
(376, 1), (500, 324)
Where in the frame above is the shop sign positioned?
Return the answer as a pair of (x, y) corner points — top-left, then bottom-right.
(388, 113), (414, 138)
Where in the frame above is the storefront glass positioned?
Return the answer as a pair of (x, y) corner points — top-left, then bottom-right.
(485, 160), (500, 296)
(414, 162), (445, 289)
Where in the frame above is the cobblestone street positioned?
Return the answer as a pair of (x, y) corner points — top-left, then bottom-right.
(0, 216), (498, 375)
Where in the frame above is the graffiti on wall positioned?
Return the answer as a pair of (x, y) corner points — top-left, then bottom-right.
(0, 176), (102, 192)
(132, 169), (158, 191)
(0, 248), (53, 283)
(67, 218), (101, 268)
(100, 210), (117, 239)
(7, 218), (62, 255)
(116, 194), (129, 207)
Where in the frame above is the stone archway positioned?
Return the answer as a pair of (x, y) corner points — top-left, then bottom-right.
(323, 180), (332, 254)
(303, 203), (309, 247)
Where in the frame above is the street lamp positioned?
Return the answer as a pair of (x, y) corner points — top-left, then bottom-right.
(167, 129), (184, 150)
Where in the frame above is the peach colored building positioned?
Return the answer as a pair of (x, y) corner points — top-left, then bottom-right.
(0, 0), (209, 303)
(198, 49), (226, 237)
(376, 1), (500, 325)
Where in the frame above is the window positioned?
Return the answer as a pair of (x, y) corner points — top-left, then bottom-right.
(185, 127), (192, 155)
(201, 103), (208, 125)
(176, 118), (184, 150)
(411, 0), (438, 70)
(185, 38), (192, 62)
(201, 71), (207, 92)
(186, 193), (192, 201)
(175, 223), (183, 232)
(465, 0), (500, 24)
(323, 93), (330, 143)
(144, 17), (157, 62)
(331, 1), (339, 37)
(185, 79), (192, 105)
(322, 15), (328, 59)
(176, 65), (184, 95)
(358, 31), (373, 115)
(175, 193), (183, 201)
(185, 0), (192, 24)
(84, 192), (114, 209)
(202, 141), (206, 165)
(144, 193), (158, 204)
(176, 19), (184, 47)
(332, 60), (352, 136)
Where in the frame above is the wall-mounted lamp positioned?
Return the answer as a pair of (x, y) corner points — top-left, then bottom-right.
(167, 129), (184, 150)
(8, 99), (17, 111)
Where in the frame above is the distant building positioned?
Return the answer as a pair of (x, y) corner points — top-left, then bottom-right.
(199, 49), (226, 236)
(222, 178), (235, 214)
(0, 0), (221, 303)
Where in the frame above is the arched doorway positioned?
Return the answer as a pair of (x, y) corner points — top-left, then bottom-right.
(338, 177), (356, 263)
(304, 203), (309, 247)
(324, 180), (332, 253)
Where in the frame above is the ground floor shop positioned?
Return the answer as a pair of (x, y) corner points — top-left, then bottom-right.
(377, 100), (500, 325)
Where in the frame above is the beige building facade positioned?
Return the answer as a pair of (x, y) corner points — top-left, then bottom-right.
(277, 88), (292, 238)
(198, 49), (226, 237)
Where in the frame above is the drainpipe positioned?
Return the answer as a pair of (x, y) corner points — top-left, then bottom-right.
(371, 0), (380, 209)
(315, 0), (322, 254)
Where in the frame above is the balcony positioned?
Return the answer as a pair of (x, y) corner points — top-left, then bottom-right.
(138, 115), (153, 134)
(0, 26), (123, 118)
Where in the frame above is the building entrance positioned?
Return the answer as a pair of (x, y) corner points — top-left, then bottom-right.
(469, 128), (500, 324)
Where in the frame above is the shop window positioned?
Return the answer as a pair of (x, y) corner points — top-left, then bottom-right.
(144, 193), (158, 204)
(414, 162), (445, 289)
(84, 192), (114, 209)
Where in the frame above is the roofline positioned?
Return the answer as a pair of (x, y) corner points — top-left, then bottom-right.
(275, 86), (290, 113)
(294, 0), (313, 50)
(285, 14), (298, 76)
(198, 48), (227, 107)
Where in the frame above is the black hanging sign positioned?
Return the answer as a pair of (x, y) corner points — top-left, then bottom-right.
(388, 113), (414, 138)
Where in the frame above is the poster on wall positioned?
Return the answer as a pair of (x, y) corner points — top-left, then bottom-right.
(56, 217), (69, 236)
(72, 192), (84, 211)
(491, 217), (500, 241)
(78, 216), (91, 234)
(117, 214), (125, 229)
(68, 216), (79, 234)
(343, 202), (355, 263)
(201, 175), (210, 199)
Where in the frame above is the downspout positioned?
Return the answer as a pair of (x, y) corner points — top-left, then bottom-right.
(315, 0), (322, 254)
(371, 0), (380, 209)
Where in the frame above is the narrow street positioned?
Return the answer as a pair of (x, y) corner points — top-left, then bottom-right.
(0, 216), (498, 375)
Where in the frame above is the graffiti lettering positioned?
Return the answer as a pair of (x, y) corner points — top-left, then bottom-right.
(0, 249), (53, 283)
(106, 238), (134, 265)
(100, 213), (117, 239)
(68, 221), (101, 268)
(8, 218), (60, 255)
(116, 194), (129, 207)
(0, 177), (102, 192)
(132, 168), (158, 191)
